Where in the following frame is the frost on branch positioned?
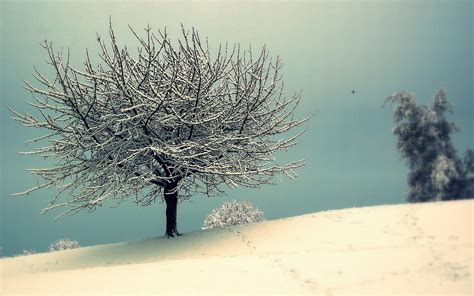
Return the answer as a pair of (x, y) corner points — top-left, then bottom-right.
(202, 200), (264, 230)
(48, 238), (80, 252)
(11, 22), (310, 221)
(385, 89), (472, 202)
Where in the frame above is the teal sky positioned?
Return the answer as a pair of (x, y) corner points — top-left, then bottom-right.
(1, 0), (472, 256)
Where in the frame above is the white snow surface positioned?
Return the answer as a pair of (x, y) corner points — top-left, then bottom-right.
(1, 199), (472, 295)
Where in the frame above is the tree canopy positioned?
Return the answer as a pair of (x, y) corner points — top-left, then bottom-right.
(11, 23), (310, 235)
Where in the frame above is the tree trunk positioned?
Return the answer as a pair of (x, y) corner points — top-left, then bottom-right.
(164, 182), (181, 237)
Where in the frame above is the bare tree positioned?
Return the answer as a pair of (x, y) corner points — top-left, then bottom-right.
(11, 23), (310, 237)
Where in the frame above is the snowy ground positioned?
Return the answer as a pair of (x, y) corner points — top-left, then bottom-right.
(1, 199), (472, 295)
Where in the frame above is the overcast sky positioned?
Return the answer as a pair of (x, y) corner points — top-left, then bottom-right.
(1, 0), (472, 256)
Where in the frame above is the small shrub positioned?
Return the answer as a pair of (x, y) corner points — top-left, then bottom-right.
(49, 238), (80, 252)
(202, 200), (264, 230)
(21, 249), (36, 256)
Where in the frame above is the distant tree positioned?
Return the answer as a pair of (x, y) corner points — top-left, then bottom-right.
(385, 89), (473, 202)
(11, 23), (309, 237)
(202, 200), (264, 230)
(49, 238), (80, 252)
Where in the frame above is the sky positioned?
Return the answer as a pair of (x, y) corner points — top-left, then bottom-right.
(0, 0), (472, 257)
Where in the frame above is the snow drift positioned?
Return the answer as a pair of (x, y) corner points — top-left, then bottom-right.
(1, 199), (472, 295)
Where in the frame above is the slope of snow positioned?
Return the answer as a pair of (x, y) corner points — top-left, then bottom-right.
(1, 199), (472, 295)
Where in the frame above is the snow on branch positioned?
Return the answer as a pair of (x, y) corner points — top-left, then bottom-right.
(12, 23), (311, 217)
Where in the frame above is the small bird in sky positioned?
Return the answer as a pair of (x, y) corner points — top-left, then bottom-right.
(351, 90), (355, 94)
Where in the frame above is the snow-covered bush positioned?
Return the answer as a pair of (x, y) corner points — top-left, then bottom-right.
(202, 200), (264, 230)
(21, 249), (36, 256)
(49, 238), (80, 252)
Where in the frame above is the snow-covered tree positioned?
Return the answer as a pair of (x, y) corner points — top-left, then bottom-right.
(49, 238), (80, 252)
(11, 23), (310, 237)
(202, 200), (264, 230)
(385, 89), (472, 202)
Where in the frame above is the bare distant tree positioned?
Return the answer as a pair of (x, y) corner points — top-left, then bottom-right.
(385, 89), (473, 202)
(11, 23), (310, 237)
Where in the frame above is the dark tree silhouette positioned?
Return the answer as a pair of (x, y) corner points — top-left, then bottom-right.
(385, 89), (473, 202)
(11, 24), (310, 237)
